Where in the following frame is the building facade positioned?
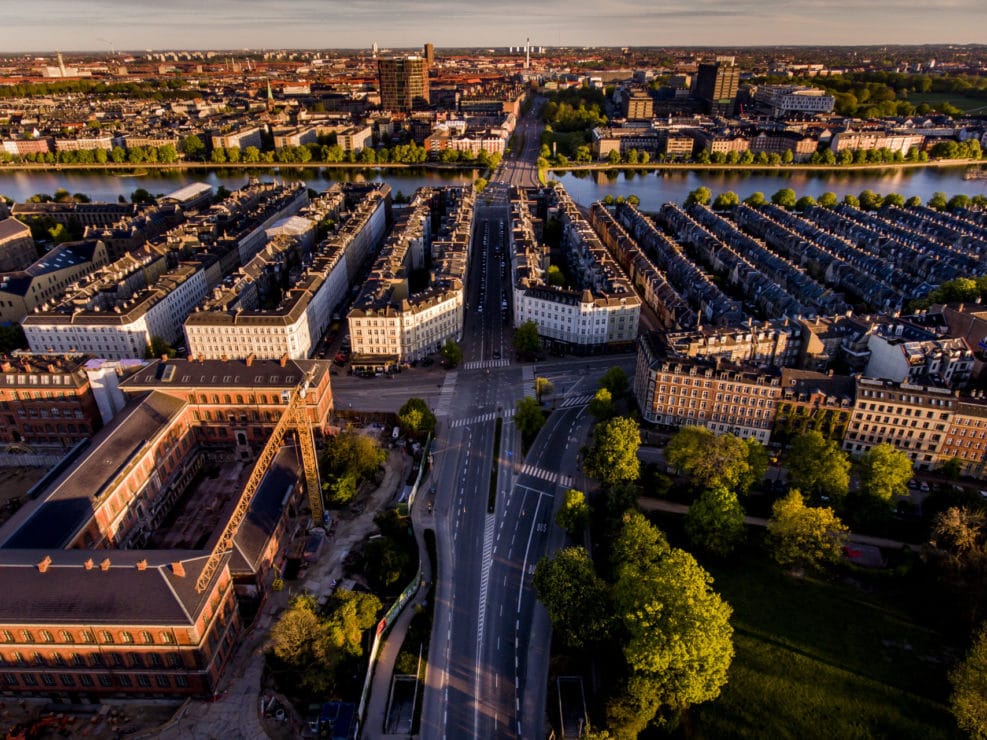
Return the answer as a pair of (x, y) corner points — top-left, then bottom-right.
(378, 57), (430, 112)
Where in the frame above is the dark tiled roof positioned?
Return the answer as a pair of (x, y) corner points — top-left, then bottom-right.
(0, 550), (226, 626)
(231, 445), (301, 575)
(1, 391), (187, 550)
(121, 357), (331, 391)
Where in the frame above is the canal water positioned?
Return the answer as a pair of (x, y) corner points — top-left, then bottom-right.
(0, 165), (984, 211)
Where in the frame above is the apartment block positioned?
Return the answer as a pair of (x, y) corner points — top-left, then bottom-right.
(634, 331), (782, 444)
(348, 186), (473, 366)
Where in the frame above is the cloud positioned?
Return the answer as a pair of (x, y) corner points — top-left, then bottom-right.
(3, 0), (985, 50)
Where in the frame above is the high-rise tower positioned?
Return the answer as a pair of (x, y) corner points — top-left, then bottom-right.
(377, 56), (430, 112)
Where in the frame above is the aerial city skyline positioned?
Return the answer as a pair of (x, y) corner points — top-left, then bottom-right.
(1, 5), (987, 738)
(4, 0), (987, 51)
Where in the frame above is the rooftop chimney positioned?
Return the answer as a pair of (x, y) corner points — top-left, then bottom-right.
(100, 558), (111, 571)
(37, 555), (52, 573)
(245, 353), (255, 367)
(84, 558), (94, 570)
(171, 561), (186, 578)
(136, 559), (148, 571)
(279, 353), (289, 367)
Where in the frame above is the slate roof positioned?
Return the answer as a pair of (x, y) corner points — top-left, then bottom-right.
(0, 549), (226, 626)
(0, 391), (187, 550)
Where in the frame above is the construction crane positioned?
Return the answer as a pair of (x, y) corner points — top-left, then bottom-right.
(195, 372), (323, 593)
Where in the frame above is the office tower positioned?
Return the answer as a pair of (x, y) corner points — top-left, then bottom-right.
(694, 60), (740, 115)
(423, 42), (435, 67)
(378, 56), (430, 111)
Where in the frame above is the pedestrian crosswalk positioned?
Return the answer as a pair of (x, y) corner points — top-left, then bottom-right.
(560, 393), (595, 408)
(450, 408), (515, 428)
(517, 463), (574, 489)
(463, 358), (511, 371)
(434, 371), (458, 417)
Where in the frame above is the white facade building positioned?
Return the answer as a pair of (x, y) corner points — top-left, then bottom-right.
(185, 184), (391, 360)
(509, 185), (640, 349)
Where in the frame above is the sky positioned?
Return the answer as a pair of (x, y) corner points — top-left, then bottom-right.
(4, 0), (987, 53)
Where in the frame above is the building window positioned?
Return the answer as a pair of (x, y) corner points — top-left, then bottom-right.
(100, 631), (114, 644)
(98, 674), (113, 688)
(60, 674), (75, 687)
(176, 675), (188, 688)
(79, 674), (94, 687)
(118, 675), (132, 687)
(121, 632), (134, 644)
(40, 631), (53, 644)
(21, 630), (34, 643)
(141, 631), (154, 645)
(42, 673), (56, 686)
(155, 675), (170, 688)
(60, 631), (75, 644)
(137, 674), (151, 688)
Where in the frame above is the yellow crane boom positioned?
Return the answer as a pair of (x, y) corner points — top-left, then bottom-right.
(196, 376), (323, 593)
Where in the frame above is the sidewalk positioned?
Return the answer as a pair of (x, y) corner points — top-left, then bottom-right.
(637, 497), (921, 551)
(362, 481), (434, 739)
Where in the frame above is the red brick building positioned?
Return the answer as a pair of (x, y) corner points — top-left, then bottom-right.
(0, 355), (103, 452)
(0, 357), (333, 699)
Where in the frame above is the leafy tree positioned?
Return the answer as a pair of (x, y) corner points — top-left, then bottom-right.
(268, 593), (328, 668)
(939, 457), (964, 480)
(928, 191), (949, 210)
(322, 431), (387, 482)
(180, 134), (205, 161)
(950, 622), (987, 739)
(534, 376), (554, 403)
(515, 395), (546, 443)
(534, 546), (611, 648)
(588, 387), (615, 420)
(440, 339), (462, 367)
(858, 443), (913, 503)
(795, 195), (817, 211)
(818, 191), (839, 208)
(130, 188), (154, 205)
(843, 193), (860, 207)
(771, 188), (798, 209)
(555, 489), (591, 535)
(785, 431), (850, 501)
(267, 589), (379, 695)
(949, 194), (972, 212)
(584, 416), (640, 487)
(883, 192), (906, 208)
(397, 397), (436, 437)
(712, 191), (739, 210)
(599, 366), (629, 398)
(363, 534), (413, 592)
(743, 191), (766, 207)
(859, 189), (884, 211)
(144, 335), (177, 359)
(546, 264), (565, 286)
(686, 486), (746, 556)
(0, 323), (26, 353)
(685, 187), (712, 206)
(767, 490), (848, 572)
(611, 512), (734, 721)
(513, 320), (542, 358)
(666, 427), (766, 495)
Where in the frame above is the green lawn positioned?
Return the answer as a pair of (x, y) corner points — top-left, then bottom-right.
(906, 92), (987, 114)
(690, 544), (960, 739)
